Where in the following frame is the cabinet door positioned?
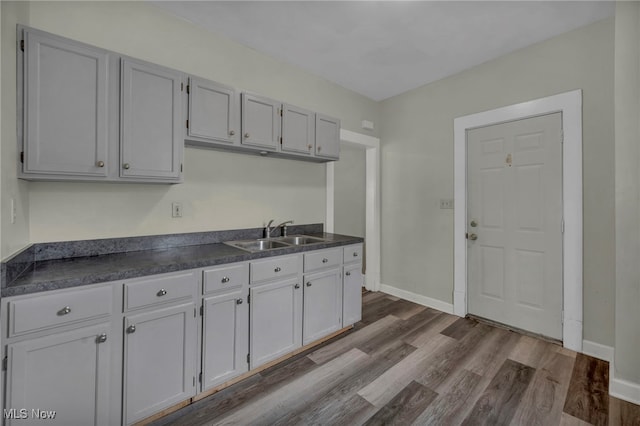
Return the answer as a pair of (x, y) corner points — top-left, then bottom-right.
(188, 77), (238, 146)
(202, 290), (248, 391)
(281, 104), (314, 155)
(249, 278), (302, 369)
(5, 323), (112, 426)
(23, 29), (109, 177)
(241, 93), (280, 150)
(315, 113), (340, 160)
(303, 269), (343, 345)
(121, 58), (183, 181)
(123, 303), (197, 425)
(343, 263), (363, 327)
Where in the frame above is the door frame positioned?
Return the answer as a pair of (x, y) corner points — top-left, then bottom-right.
(453, 90), (583, 351)
(326, 129), (381, 292)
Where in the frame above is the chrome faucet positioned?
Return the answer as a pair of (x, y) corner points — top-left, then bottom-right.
(265, 219), (294, 238)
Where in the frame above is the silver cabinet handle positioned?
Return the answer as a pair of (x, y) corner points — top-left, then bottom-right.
(244, 133), (250, 138)
(157, 289), (167, 297)
(353, 252), (359, 257)
(346, 271), (351, 276)
(322, 258), (328, 263)
(96, 161), (105, 168)
(274, 267), (281, 272)
(236, 299), (243, 305)
(308, 144), (313, 150)
(96, 333), (107, 343)
(468, 233), (478, 241)
(294, 283), (300, 289)
(57, 306), (71, 316)
(221, 277), (230, 283)
(317, 146), (322, 152)
(126, 325), (136, 334)
(470, 220), (478, 227)
(229, 130), (235, 136)
(123, 163), (130, 170)
(306, 282), (312, 287)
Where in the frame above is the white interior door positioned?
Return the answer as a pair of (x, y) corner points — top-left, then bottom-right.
(467, 112), (563, 340)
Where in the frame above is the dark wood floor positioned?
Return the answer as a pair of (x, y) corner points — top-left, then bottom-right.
(152, 291), (640, 426)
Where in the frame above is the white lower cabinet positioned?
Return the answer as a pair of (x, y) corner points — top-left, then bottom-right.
(123, 302), (197, 425)
(202, 289), (248, 390)
(5, 322), (112, 426)
(303, 269), (343, 345)
(343, 263), (363, 326)
(249, 277), (302, 369)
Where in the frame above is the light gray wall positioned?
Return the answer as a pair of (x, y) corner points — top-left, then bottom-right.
(380, 18), (615, 347)
(0, 1), (379, 257)
(334, 144), (366, 238)
(614, 1), (640, 385)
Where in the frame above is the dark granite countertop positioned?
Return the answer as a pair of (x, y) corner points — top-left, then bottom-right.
(1, 231), (363, 298)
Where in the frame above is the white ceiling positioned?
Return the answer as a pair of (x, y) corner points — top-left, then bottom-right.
(151, 1), (614, 101)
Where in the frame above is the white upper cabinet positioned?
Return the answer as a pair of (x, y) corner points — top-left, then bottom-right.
(120, 58), (183, 181)
(22, 28), (109, 178)
(187, 77), (239, 146)
(241, 93), (281, 151)
(281, 104), (315, 156)
(315, 113), (341, 160)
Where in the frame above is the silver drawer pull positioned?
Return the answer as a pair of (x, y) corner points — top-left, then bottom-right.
(353, 252), (359, 257)
(157, 289), (167, 297)
(274, 267), (282, 272)
(221, 277), (230, 283)
(294, 283), (300, 289)
(96, 160), (105, 168)
(236, 299), (243, 305)
(126, 325), (136, 334)
(306, 282), (312, 287)
(123, 163), (130, 170)
(322, 258), (328, 263)
(57, 306), (71, 316)
(346, 272), (351, 276)
(96, 333), (107, 343)
(229, 130), (235, 136)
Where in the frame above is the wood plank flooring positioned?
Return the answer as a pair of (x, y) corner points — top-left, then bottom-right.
(152, 292), (640, 426)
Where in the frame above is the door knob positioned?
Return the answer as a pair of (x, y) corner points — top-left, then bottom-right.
(468, 233), (478, 241)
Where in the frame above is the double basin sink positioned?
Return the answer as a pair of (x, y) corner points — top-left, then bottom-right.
(224, 235), (326, 253)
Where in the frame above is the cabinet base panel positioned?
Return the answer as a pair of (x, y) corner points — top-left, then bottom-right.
(133, 325), (353, 425)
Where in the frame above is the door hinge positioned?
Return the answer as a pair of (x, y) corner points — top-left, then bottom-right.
(2, 356), (7, 371)
(246, 353), (250, 364)
(186, 119), (189, 129)
(20, 151), (24, 164)
(561, 219), (565, 234)
(20, 40), (24, 52)
(199, 305), (203, 316)
(199, 372), (202, 383)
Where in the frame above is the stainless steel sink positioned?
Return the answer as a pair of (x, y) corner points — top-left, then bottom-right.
(224, 234), (326, 252)
(225, 239), (290, 252)
(278, 235), (326, 246)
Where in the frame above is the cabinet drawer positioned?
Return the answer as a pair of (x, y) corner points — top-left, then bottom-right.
(343, 244), (363, 263)
(203, 263), (248, 294)
(304, 248), (342, 273)
(8, 285), (112, 337)
(124, 271), (196, 311)
(250, 255), (300, 284)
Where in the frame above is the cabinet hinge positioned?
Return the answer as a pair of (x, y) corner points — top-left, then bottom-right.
(186, 119), (189, 129)
(560, 130), (564, 143)
(279, 109), (283, 117)
(561, 219), (565, 234)
(181, 82), (184, 92)
(280, 137), (283, 145)
(199, 305), (203, 316)
(194, 307), (197, 318)
(20, 151), (24, 164)
(193, 376), (196, 386)
(186, 85), (190, 94)
(20, 40), (24, 52)
(246, 353), (250, 364)
(181, 163), (183, 173)
(2, 356), (7, 371)
(199, 372), (202, 383)
(247, 294), (250, 304)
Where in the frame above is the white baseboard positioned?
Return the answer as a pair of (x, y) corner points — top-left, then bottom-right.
(610, 358), (640, 405)
(379, 284), (455, 315)
(582, 340), (613, 362)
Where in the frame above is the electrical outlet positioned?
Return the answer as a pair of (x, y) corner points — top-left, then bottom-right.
(440, 199), (454, 209)
(172, 202), (183, 218)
